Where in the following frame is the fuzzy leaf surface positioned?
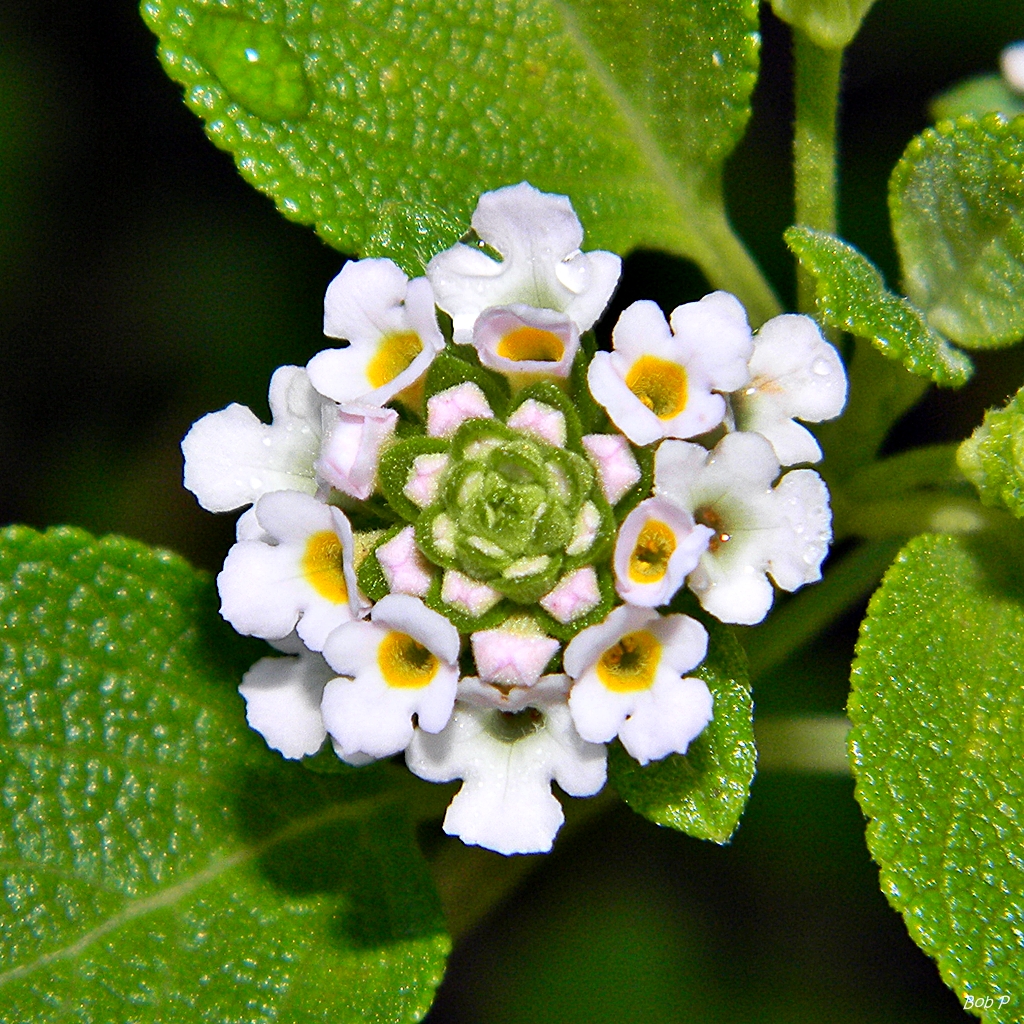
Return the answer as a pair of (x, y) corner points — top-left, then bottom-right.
(0, 526), (448, 1024)
(849, 533), (1024, 1020)
(891, 115), (1024, 348)
(139, 0), (778, 320)
(609, 611), (754, 844)
(958, 384), (1024, 518)
(769, 0), (878, 49)
(785, 226), (972, 386)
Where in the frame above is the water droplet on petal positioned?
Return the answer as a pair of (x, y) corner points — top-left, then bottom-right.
(192, 13), (311, 122)
(812, 358), (831, 376)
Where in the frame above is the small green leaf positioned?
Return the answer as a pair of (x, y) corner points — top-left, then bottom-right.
(769, 0), (878, 50)
(140, 0), (779, 321)
(0, 526), (448, 1024)
(850, 533), (1024, 1020)
(958, 383), (1024, 518)
(891, 115), (1024, 348)
(609, 610), (754, 843)
(931, 74), (1024, 123)
(785, 226), (973, 386)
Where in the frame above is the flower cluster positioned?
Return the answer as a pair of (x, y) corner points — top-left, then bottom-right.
(183, 183), (846, 856)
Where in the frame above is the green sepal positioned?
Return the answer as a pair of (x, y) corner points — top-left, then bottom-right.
(891, 114), (1024, 349)
(357, 523), (409, 600)
(614, 440), (656, 521)
(533, 564), (618, 643)
(849, 533), (1024, 1018)
(508, 379), (584, 452)
(378, 436), (449, 522)
(423, 574), (512, 635)
(563, 492), (617, 573)
(930, 74), (1024, 123)
(957, 383), (1024, 518)
(570, 331), (612, 436)
(609, 600), (755, 843)
(489, 553), (565, 605)
(424, 349), (511, 419)
(785, 225), (973, 386)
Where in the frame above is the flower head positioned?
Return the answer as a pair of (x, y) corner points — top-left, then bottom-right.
(186, 183), (844, 856)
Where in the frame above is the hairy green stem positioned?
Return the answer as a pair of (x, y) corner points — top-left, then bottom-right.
(793, 31), (843, 313)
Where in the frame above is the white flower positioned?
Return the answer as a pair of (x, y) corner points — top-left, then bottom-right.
(588, 294), (753, 446)
(563, 606), (712, 765)
(731, 314), (846, 465)
(217, 490), (365, 650)
(1001, 42), (1024, 93)
(238, 646), (334, 759)
(471, 620), (560, 687)
(306, 258), (444, 405)
(320, 594), (460, 760)
(582, 433), (641, 504)
(471, 305), (579, 379)
(182, 365), (326, 512)
(406, 675), (607, 855)
(317, 403), (398, 499)
(655, 432), (832, 625)
(426, 182), (621, 344)
(613, 498), (713, 607)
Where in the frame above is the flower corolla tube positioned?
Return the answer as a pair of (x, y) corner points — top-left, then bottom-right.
(183, 183), (846, 855)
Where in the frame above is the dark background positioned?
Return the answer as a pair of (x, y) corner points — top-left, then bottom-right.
(3, 1), (1023, 1020)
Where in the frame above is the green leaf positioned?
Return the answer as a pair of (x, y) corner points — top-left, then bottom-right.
(0, 526), (448, 1024)
(140, 0), (780, 323)
(769, 0), (878, 50)
(891, 114), (1024, 348)
(609, 609), (755, 843)
(931, 75), (1024, 123)
(785, 226), (973, 386)
(849, 533), (1024, 1020)
(958, 383), (1024, 518)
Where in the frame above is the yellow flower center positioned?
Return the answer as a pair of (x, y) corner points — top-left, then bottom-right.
(377, 631), (439, 688)
(628, 519), (676, 583)
(595, 629), (661, 692)
(496, 326), (565, 363)
(625, 355), (688, 419)
(367, 330), (424, 389)
(301, 531), (349, 603)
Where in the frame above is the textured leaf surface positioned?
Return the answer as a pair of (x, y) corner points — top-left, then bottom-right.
(850, 533), (1024, 1020)
(931, 75), (1024, 123)
(891, 115), (1024, 348)
(769, 0), (878, 49)
(785, 226), (972, 386)
(140, 0), (779, 320)
(0, 526), (448, 1024)
(609, 610), (754, 844)
(958, 384), (1024, 518)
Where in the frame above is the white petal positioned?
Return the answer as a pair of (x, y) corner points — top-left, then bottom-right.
(182, 366), (323, 512)
(238, 650), (333, 758)
(768, 469), (832, 591)
(668, 291), (753, 392)
(1001, 42), (1024, 93)
(617, 675), (713, 765)
(317, 404), (398, 499)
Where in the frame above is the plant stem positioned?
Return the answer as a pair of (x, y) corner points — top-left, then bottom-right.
(793, 31), (843, 313)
